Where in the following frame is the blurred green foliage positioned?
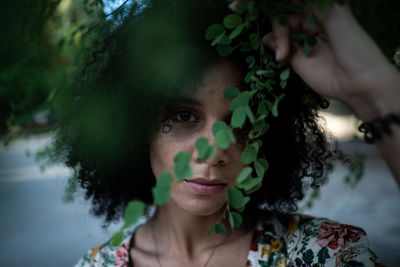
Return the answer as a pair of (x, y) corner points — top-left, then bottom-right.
(0, 0), (399, 143)
(0, 0), (104, 141)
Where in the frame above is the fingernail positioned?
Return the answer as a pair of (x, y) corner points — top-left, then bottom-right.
(275, 49), (280, 61)
(229, 1), (236, 11)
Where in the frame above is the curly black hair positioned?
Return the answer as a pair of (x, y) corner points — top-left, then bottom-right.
(54, 0), (346, 226)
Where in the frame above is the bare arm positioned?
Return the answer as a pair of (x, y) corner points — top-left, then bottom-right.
(261, 2), (400, 185)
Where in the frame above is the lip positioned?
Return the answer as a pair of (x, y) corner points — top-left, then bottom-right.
(184, 178), (227, 195)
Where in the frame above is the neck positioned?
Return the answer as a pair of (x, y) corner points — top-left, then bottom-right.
(151, 201), (233, 259)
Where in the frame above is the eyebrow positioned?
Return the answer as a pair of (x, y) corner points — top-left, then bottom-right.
(167, 96), (202, 107)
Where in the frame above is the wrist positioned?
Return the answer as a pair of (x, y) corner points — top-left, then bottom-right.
(346, 68), (400, 121)
(359, 114), (400, 144)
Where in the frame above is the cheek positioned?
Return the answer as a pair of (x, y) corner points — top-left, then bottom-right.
(227, 145), (247, 179)
(150, 138), (170, 178)
(150, 133), (194, 178)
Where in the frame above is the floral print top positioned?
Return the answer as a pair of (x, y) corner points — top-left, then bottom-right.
(75, 214), (382, 267)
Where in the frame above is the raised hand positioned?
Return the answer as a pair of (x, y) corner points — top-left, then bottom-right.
(261, 1), (400, 120)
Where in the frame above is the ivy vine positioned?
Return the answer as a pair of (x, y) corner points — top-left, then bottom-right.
(110, 0), (346, 246)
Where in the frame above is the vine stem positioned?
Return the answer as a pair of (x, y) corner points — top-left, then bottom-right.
(82, 0), (130, 37)
(256, 22), (263, 70)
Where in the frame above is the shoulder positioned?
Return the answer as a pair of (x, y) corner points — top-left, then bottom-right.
(75, 207), (155, 267)
(247, 214), (382, 267)
(74, 219), (150, 267)
(74, 228), (133, 267)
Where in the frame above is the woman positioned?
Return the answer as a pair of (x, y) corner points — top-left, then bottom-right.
(67, 0), (400, 266)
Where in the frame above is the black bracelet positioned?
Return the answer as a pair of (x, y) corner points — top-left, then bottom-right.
(358, 113), (400, 144)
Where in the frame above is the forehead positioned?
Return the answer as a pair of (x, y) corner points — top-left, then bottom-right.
(193, 61), (242, 100)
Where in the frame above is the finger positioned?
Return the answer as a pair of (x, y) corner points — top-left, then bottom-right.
(284, 4), (324, 37)
(271, 15), (291, 61)
(229, 0), (239, 11)
(308, 0), (352, 25)
(262, 32), (278, 51)
(300, 12), (324, 37)
(229, 0), (246, 12)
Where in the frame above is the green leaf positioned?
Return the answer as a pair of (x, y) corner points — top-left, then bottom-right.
(110, 231), (124, 247)
(219, 34), (232, 45)
(280, 80), (287, 89)
(212, 121), (228, 136)
(231, 106), (247, 128)
(280, 68), (290, 80)
(245, 106), (255, 123)
(306, 14), (315, 25)
(229, 211), (243, 228)
(216, 44), (234, 56)
(152, 173), (173, 205)
(254, 158), (269, 178)
(241, 145), (257, 164)
(256, 69), (275, 77)
(235, 2), (248, 14)
(255, 114), (266, 123)
(208, 224), (216, 235)
(244, 69), (255, 83)
(258, 101), (268, 116)
(195, 137), (212, 160)
(226, 187), (250, 210)
(215, 128), (230, 149)
(272, 100), (279, 117)
(205, 24), (225, 40)
(208, 223), (227, 235)
(123, 200), (145, 226)
(245, 56), (256, 68)
(302, 40), (310, 55)
(253, 121), (269, 138)
(174, 151), (192, 180)
(237, 91), (251, 107)
(253, 140), (262, 150)
(240, 42), (252, 52)
(264, 79), (276, 90)
(211, 32), (225, 46)
(243, 177), (262, 194)
(229, 24), (244, 39)
(215, 223), (227, 233)
(224, 87), (240, 98)
(229, 96), (238, 111)
(236, 166), (253, 184)
(174, 151), (191, 163)
(209, 143), (217, 159)
(249, 33), (260, 50)
(224, 14), (243, 29)
(228, 128), (236, 143)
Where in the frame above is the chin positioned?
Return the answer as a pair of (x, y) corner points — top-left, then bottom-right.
(170, 189), (227, 216)
(183, 203), (226, 217)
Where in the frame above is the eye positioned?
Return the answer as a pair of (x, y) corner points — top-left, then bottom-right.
(173, 110), (198, 123)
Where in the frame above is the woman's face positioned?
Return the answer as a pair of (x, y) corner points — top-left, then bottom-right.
(150, 61), (247, 216)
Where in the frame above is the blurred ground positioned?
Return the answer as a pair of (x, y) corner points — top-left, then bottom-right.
(0, 133), (399, 266)
(299, 141), (400, 266)
(0, 135), (121, 267)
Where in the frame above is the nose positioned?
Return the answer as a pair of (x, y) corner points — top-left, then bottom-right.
(194, 122), (229, 166)
(209, 144), (229, 166)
